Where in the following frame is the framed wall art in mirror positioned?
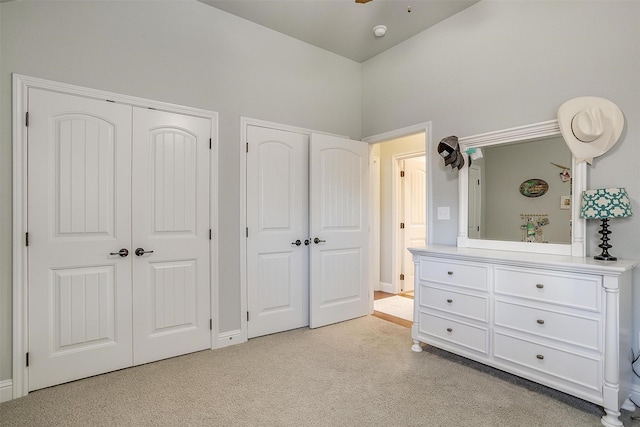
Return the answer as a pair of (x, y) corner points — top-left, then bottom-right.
(457, 120), (586, 257)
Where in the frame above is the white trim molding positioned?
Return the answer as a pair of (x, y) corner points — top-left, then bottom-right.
(0, 380), (13, 403)
(12, 74), (219, 399)
(215, 330), (244, 349)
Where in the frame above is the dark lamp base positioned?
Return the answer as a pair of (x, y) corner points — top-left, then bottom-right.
(594, 218), (617, 262)
(594, 254), (617, 261)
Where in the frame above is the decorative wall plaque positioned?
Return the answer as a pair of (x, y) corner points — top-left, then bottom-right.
(519, 179), (548, 198)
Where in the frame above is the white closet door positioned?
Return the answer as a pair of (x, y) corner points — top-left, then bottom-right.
(246, 125), (309, 338)
(309, 133), (370, 328)
(27, 89), (133, 391)
(401, 157), (426, 292)
(131, 108), (211, 364)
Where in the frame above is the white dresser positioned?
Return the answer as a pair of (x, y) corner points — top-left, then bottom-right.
(409, 246), (637, 427)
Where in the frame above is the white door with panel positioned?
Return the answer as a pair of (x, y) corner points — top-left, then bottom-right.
(246, 127), (370, 335)
(28, 89), (134, 391)
(309, 133), (370, 329)
(468, 165), (481, 239)
(401, 156), (426, 292)
(246, 125), (309, 339)
(131, 108), (211, 365)
(27, 89), (211, 390)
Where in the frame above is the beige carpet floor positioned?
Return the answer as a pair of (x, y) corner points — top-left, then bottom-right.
(1, 315), (638, 427)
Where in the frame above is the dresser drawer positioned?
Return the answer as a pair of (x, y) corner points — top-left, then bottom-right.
(420, 285), (488, 322)
(494, 267), (601, 311)
(493, 332), (600, 392)
(494, 300), (600, 351)
(419, 259), (488, 290)
(418, 312), (488, 354)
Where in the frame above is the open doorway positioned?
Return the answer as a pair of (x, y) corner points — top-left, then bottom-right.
(368, 130), (427, 327)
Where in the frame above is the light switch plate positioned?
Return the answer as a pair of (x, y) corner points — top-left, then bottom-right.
(437, 206), (450, 220)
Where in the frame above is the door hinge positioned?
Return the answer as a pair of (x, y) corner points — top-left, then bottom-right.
(26, 352), (29, 367)
(400, 223), (405, 229)
(209, 138), (212, 150)
(25, 112), (29, 127)
(25, 232), (29, 247)
(400, 273), (405, 281)
(246, 143), (249, 153)
(209, 229), (212, 240)
(247, 312), (250, 322)
(246, 227), (249, 238)
(477, 226), (480, 232)
(209, 319), (213, 330)
(400, 170), (405, 178)
(477, 179), (480, 185)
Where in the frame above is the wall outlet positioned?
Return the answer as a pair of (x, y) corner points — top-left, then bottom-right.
(437, 206), (450, 220)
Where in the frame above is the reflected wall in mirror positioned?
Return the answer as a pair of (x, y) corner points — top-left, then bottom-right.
(458, 120), (586, 257)
(470, 135), (572, 244)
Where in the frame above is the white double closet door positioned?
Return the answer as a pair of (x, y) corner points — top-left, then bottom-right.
(27, 89), (211, 391)
(246, 125), (370, 338)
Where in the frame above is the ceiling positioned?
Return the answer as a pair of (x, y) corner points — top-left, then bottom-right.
(197, 0), (479, 63)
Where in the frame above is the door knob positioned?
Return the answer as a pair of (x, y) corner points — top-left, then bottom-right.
(304, 239), (310, 246)
(291, 240), (302, 246)
(109, 248), (129, 258)
(313, 238), (326, 244)
(135, 248), (154, 257)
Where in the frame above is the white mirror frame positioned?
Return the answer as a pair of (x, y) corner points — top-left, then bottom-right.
(457, 119), (586, 257)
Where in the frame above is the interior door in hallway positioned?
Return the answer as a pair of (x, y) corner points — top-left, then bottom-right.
(401, 156), (426, 292)
(27, 89), (134, 391)
(246, 125), (309, 338)
(309, 133), (370, 328)
(131, 108), (212, 364)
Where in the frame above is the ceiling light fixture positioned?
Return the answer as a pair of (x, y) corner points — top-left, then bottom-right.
(373, 25), (387, 37)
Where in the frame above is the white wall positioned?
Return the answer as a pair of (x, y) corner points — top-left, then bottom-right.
(362, 0), (640, 387)
(0, 0), (362, 382)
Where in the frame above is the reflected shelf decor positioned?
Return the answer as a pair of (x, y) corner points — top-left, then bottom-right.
(580, 188), (633, 261)
(520, 214), (549, 243)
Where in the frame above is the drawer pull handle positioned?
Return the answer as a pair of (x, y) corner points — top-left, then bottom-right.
(446, 327), (453, 333)
(536, 354), (544, 360)
(536, 284), (544, 289)
(446, 299), (453, 303)
(536, 319), (545, 325)
(447, 271), (453, 276)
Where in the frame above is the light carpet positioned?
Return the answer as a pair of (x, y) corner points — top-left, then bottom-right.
(1, 315), (638, 427)
(373, 295), (413, 321)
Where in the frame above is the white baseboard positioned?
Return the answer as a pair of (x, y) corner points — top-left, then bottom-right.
(379, 282), (395, 294)
(215, 329), (244, 349)
(0, 379), (13, 403)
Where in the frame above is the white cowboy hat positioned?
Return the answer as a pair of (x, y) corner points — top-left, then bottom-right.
(557, 96), (624, 164)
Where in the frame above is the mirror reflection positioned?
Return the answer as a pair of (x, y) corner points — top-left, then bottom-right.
(468, 135), (572, 244)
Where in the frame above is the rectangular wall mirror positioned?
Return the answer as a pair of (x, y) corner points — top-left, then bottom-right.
(457, 120), (586, 257)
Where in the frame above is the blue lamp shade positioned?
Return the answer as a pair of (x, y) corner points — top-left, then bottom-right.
(580, 188), (633, 220)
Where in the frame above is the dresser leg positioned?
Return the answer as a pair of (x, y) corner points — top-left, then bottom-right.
(411, 339), (422, 352)
(601, 409), (623, 427)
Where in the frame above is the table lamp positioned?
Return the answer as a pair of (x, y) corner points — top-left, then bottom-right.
(580, 188), (633, 261)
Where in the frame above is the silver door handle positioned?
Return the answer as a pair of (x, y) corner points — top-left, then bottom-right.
(291, 240), (302, 246)
(110, 248), (129, 258)
(135, 248), (154, 257)
(313, 238), (326, 244)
